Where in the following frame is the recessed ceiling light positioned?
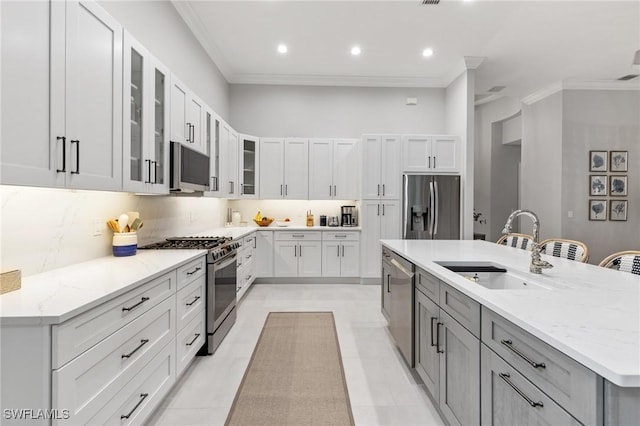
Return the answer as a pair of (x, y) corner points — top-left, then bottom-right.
(351, 46), (361, 56)
(422, 48), (434, 57)
(277, 44), (288, 54)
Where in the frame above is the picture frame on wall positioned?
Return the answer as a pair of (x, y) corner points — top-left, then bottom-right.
(610, 175), (628, 196)
(610, 200), (628, 221)
(589, 199), (607, 221)
(610, 151), (628, 172)
(589, 150), (608, 172)
(589, 175), (607, 196)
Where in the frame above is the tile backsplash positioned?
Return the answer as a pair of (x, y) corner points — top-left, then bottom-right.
(0, 185), (227, 277)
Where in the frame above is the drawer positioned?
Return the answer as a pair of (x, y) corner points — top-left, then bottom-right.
(242, 246), (255, 264)
(274, 231), (321, 241)
(176, 276), (205, 331)
(244, 232), (256, 248)
(82, 340), (175, 426)
(240, 257), (255, 286)
(482, 308), (602, 425)
(438, 281), (480, 338)
(415, 267), (439, 303)
(177, 256), (206, 289)
(53, 270), (176, 368)
(176, 309), (206, 377)
(481, 345), (581, 426)
(52, 296), (175, 425)
(322, 231), (360, 241)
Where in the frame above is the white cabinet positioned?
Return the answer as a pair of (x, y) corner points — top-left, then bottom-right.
(309, 139), (359, 200)
(259, 138), (309, 199)
(321, 232), (360, 277)
(362, 135), (402, 199)
(238, 134), (259, 199)
(273, 232), (321, 277)
(361, 200), (401, 278)
(226, 125), (239, 198)
(170, 74), (206, 154)
(237, 233), (257, 300)
(123, 32), (169, 194)
(402, 135), (460, 173)
(1, 0), (123, 191)
(255, 231), (274, 278)
(204, 107), (223, 195)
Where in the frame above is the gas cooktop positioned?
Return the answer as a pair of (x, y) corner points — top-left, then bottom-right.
(139, 236), (232, 250)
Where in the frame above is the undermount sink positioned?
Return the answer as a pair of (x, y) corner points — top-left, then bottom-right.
(435, 261), (550, 290)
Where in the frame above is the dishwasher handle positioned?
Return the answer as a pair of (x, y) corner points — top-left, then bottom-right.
(390, 258), (414, 279)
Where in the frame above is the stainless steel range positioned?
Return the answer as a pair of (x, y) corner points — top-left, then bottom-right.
(140, 236), (239, 354)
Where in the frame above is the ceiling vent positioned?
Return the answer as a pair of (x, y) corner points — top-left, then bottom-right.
(618, 74), (639, 81)
(488, 85), (506, 93)
(421, 0), (440, 4)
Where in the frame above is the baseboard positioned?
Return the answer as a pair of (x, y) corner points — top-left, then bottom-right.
(254, 277), (362, 285)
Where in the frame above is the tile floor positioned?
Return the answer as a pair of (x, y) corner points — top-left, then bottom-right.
(148, 284), (445, 426)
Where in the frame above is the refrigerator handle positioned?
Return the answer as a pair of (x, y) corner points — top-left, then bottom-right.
(402, 175), (408, 238)
(428, 181), (434, 236)
(434, 180), (439, 236)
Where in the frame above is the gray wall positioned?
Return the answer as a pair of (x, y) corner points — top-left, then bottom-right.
(99, 0), (230, 120)
(561, 90), (639, 264)
(490, 123), (521, 240)
(229, 84), (446, 137)
(521, 92), (564, 238)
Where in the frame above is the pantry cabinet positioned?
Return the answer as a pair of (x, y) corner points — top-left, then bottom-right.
(1, 0), (123, 191)
(122, 32), (170, 194)
(402, 135), (460, 173)
(362, 135), (402, 199)
(309, 139), (359, 200)
(259, 138), (309, 199)
(361, 200), (401, 278)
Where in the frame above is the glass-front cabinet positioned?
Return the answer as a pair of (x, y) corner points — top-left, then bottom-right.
(123, 31), (169, 194)
(239, 134), (259, 199)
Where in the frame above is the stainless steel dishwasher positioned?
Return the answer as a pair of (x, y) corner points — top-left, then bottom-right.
(382, 247), (415, 366)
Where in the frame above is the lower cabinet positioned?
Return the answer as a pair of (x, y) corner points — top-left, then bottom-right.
(321, 231), (360, 277)
(254, 230), (274, 278)
(236, 233), (256, 299)
(273, 232), (322, 277)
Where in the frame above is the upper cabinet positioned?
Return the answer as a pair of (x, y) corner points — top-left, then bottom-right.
(238, 134), (260, 199)
(259, 138), (309, 199)
(170, 75), (206, 154)
(122, 31), (169, 194)
(402, 135), (460, 173)
(205, 107), (223, 196)
(1, 0), (123, 191)
(309, 139), (359, 200)
(362, 135), (402, 199)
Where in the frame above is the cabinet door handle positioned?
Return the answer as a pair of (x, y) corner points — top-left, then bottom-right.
(70, 140), (80, 174)
(330, 185), (332, 197)
(382, 204), (385, 215)
(377, 184), (380, 196)
(430, 317), (438, 347)
(56, 136), (66, 172)
(299, 245), (302, 257)
(186, 266), (202, 276)
(145, 159), (152, 183)
(386, 274), (391, 293)
(185, 123), (190, 142)
(121, 393), (149, 419)
(280, 184), (283, 196)
(191, 124), (195, 143)
(428, 156), (431, 168)
(211, 176), (218, 191)
(186, 333), (201, 346)
(122, 297), (149, 312)
(294, 245), (297, 257)
(377, 204), (380, 216)
(285, 184), (288, 196)
(434, 156), (436, 169)
(186, 296), (200, 306)
(152, 161), (158, 184)
(121, 339), (149, 359)
(499, 373), (544, 408)
(500, 339), (546, 369)
(240, 183), (244, 195)
(229, 181), (233, 194)
(337, 245), (340, 257)
(333, 185), (336, 196)
(341, 245), (344, 257)
(436, 322), (444, 353)
(382, 184), (385, 196)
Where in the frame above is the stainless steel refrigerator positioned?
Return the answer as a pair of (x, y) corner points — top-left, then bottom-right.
(403, 174), (461, 240)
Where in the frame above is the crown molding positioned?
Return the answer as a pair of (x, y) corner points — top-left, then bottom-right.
(170, 0), (233, 81)
(521, 82), (563, 105)
(474, 93), (504, 106)
(522, 79), (640, 105)
(229, 73), (448, 88)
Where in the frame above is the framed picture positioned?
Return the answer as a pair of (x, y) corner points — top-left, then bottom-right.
(589, 150), (608, 172)
(610, 151), (628, 172)
(610, 175), (627, 196)
(589, 175), (607, 196)
(589, 199), (607, 221)
(610, 200), (628, 221)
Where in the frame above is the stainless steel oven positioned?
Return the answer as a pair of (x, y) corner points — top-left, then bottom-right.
(207, 249), (237, 354)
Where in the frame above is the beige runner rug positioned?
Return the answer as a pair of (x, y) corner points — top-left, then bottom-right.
(225, 312), (355, 426)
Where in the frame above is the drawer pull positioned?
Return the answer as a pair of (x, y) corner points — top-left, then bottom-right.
(121, 339), (149, 359)
(186, 266), (202, 276)
(122, 297), (149, 312)
(292, 234), (304, 238)
(499, 373), (544, 408)
(186, 296), (200, 306)
(186, 333), (201, 346)
(501, 339), (546, 369)
(246, 254), (252, 259)
(335, 234), (347, 238)
(121, 393), (149, 419)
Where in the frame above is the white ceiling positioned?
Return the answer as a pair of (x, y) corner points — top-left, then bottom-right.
(173, 0), (640, 100)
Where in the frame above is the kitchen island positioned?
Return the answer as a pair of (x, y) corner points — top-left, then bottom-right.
(381, 239), (639, 425)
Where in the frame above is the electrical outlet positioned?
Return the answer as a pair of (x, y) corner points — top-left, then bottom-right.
(93, 218), (102, 236)
(567, 211), (574, 218)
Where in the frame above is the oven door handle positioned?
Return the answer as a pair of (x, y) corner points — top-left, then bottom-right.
(213, 252), (237, 270)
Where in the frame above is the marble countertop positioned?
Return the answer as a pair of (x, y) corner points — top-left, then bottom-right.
(0, 250), (207, 326)
(193, 225), (361, 239)
(381, 239), (640, 387)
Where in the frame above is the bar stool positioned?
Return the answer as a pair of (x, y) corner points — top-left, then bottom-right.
(496, 233), (534, 251)
(539, 238), (589, 263)
(598, 251), (640, 275)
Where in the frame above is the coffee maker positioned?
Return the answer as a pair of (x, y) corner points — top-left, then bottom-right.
(341, 205), (357, 227)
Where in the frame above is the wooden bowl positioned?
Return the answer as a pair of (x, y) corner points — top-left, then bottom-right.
(254, 218), (274, 227)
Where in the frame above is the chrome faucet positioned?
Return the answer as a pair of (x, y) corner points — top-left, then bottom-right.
(502, 209), (553, 274)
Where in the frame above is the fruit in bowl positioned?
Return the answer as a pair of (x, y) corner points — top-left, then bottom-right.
(254, 217), (274, 227)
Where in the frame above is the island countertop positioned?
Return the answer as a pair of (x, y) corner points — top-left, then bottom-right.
(381, 239), (640, 387)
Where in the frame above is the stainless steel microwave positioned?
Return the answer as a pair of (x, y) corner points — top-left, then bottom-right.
(170, 142), (210, 193)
